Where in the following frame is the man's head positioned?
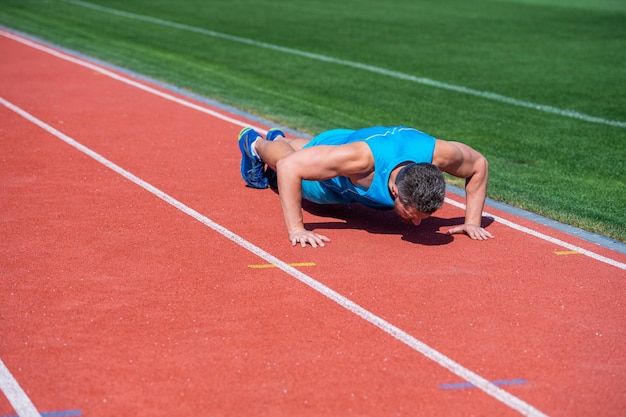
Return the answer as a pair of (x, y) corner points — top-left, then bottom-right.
(392, 163), (445, 225)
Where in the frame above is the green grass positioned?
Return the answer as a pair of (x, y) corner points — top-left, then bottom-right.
(1, 0), (625, 241)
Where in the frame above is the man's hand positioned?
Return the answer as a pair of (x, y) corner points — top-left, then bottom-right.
(445, 223), (494, 240)
(289, 229), (331, 248)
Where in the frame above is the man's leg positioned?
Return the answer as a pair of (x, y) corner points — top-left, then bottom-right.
(255, 136), (310, 170)
(238, 127), (310, 188)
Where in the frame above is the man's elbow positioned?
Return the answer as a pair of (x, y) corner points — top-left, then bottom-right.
(276, 157), (301, 182)
(479, 154), (489, 175)
(275, 157), (292, 175)
(472, 155), (489, 187)
(466, 154), (489, 186)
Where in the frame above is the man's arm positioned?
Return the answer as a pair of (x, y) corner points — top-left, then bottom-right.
(432, 140), (494, 240)
(275, 142), (373, 247)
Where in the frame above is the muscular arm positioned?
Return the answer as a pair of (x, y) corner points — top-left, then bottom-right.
(276, 142), (373, 247)
(432, 140), (494, 240)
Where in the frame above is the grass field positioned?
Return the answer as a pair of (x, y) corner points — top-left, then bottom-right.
(1, 0), (625, 241)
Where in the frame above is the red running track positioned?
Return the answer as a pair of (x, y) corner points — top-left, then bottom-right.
(1, 30), (625, 417)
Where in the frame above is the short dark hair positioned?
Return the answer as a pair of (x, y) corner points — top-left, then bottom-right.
(395, 163), (445, 214)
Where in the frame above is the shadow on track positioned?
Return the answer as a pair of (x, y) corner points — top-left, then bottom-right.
(301, 201), (494, 246)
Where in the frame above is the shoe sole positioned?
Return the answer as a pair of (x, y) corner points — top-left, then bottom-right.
(238, 127), (267, 188)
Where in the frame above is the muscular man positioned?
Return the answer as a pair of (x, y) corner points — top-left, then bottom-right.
(238, 125), (494, 247)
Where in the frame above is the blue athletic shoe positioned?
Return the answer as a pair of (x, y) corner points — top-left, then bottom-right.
(263, 128), (284, 189)
(238, 127), (268, 189)
(266, 128), (285, 141)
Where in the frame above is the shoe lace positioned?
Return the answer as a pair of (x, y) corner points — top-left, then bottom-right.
(248, 163), (267, 186)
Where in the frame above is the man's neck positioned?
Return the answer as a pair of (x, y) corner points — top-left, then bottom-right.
(387, 164), (407, 199)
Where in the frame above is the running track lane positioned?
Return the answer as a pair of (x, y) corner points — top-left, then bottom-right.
(1, 30), (625, 417)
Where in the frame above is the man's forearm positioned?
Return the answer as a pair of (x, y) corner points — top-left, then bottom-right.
(276, 164), (306, 235)
(276, 170), (331, 247)
(463, 157), (489, 226)
(464, 178), (487, 225)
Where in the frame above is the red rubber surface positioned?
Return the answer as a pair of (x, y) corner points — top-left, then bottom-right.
(1, 31), (625, 417)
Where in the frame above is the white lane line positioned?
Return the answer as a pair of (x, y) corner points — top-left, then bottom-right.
(0, 30), (268, 136)
(0, 359), (40, 417)
(444, 197), (626, 270)
(61, 0), (626, 129)
(1, 28), (622, 271)
(1, 96), (549, 417)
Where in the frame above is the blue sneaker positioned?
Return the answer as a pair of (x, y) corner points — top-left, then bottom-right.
(263, 128), (284, 189)
(266, 128), (285, 141)
(238, 127), (268, 189)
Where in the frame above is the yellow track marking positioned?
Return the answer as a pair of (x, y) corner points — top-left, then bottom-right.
(248, 262), (316, 269)
(554, 250), (580, 255)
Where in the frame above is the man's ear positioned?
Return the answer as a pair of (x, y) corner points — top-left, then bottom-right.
(390, 184), (399, 199)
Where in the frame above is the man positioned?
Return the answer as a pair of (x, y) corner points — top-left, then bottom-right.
(238, 125), (494, 247)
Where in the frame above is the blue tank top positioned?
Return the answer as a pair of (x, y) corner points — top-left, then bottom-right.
(301, 126), (436, 209)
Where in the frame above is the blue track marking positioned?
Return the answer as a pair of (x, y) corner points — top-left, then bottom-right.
(440, 379), (527, 390)
(0, 410), (81, 417)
